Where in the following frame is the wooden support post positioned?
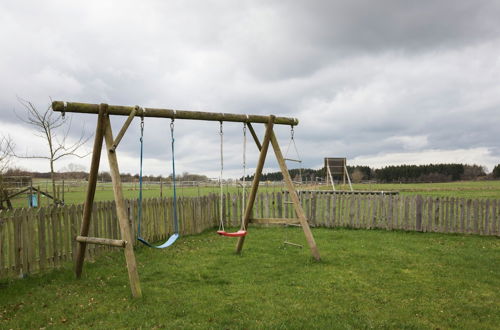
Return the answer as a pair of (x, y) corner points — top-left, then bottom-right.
(270, 130), (321, 261)
(75, 104), (106, 278)
(102, 114), (142, 298)
(236, 117), (275, 254)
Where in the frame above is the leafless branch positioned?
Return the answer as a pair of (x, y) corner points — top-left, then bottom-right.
(13, 98), (91, 199)
(0, 135), (14, 174)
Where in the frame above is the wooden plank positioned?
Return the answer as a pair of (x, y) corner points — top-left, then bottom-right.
(433, 197), (441, 232)
(332, 194), (337, 227)
(271, 191), (276, 219)
(404, 196), (410, 231)
(415, 195), (423, 232)
(21, 208), (30, 275)
(55, 206), (63, 267)
(459, 198), (465, 233)
(447, 197), (453, 233)
(69, 205), (78, 262)
(103, 114), (142, 298)
(387, 195), (393, 230)
(0, 216), (5, 277)
(311, 192), (317, 226)
(349, 195), (355, 228)
(492, 201), (497, 236)
(466, 199), (472, 233)
(28, 208), (37, 272)
(13, 209), (21, 276)
(370, 195), (376, 229)
(484, 199), (490, 235)
(424, 197), (432, 232)
(479, 199), (485, 235)
(63, 204), (71, 261)
(38, 208), (46, 271)
(326, 194), (332, 227)
(473, 199), (479, 234)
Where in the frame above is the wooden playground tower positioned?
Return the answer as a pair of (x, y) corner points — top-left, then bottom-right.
(51, 101), (320, 298)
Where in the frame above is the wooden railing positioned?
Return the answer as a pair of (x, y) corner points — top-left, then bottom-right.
(1, 192), (498, 279)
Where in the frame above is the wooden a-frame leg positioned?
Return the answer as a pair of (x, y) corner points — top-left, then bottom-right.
(236, 117), (275, 254)
(270, 130), (321, 261)
(75, 104), (106, 278)
(102, 114), (142, 298)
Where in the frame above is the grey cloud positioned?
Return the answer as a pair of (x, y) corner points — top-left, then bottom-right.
(1, 0), (499, 175)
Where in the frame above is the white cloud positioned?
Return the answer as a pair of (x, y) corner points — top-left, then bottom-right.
(0, 0), (499, 177)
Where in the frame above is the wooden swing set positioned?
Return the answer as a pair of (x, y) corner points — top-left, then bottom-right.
(51, 101), (321, 298)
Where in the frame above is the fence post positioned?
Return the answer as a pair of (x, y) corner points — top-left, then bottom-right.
(416, 195), (423, 232)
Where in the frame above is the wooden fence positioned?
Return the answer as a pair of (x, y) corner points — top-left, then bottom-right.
(1, 192), (499, 279)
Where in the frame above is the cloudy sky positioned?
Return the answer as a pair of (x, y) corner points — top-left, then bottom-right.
(1, 0), (499, 178)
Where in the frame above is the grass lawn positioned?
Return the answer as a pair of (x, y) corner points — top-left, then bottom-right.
(1, 228), (498, 329)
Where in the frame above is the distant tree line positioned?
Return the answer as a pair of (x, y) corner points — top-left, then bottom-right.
(2, 163), (498, 185)
(2, 167), (210, 183)
(244, 163), (492, 183)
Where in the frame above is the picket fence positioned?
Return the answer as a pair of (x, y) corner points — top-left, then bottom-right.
(0, 192), (498, 279)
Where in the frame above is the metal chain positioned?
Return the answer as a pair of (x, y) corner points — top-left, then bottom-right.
(219, 121), (224, 231)
(140, 117), (144, 142)
(170, 118), (179, 233)
(242, 123), (247, 229)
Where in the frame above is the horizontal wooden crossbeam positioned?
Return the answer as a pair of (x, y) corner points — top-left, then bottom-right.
(76, 236), (127, 248)
(249, 218), (301, 225)
(52, 101), (299, 126)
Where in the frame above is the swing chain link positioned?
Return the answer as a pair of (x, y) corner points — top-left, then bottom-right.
(219, 121), (223, 170)
(242, 123), (247, 169)
(290, 125), (295, 140)
(140, 117), (144, 143)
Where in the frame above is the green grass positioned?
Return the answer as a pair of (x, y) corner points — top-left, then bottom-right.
(1, 228), (498, 328)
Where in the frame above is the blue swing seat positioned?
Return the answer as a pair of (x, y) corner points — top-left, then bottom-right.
(137, 233), (179, 249)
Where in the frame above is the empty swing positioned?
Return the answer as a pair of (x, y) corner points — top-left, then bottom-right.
(217, 121), (247, 237)
(137, 115), (179, 248)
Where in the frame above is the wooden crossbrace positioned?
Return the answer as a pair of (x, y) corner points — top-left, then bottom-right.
(76, 236), (127, 248)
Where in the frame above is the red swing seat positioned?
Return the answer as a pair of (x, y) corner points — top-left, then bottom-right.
(217, 230), (247, 237)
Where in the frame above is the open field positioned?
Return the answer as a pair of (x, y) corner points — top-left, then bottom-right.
(0, 228), (498, 329)
(6, 180), (500, 209)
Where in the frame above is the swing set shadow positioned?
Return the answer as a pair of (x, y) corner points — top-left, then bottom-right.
(51, 101), (321, 298)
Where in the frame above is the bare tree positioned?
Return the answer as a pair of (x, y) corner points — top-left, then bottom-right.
(13, 98), (90, 202)
(0, 135), (14, 174)
(0, 135), (14, 204)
